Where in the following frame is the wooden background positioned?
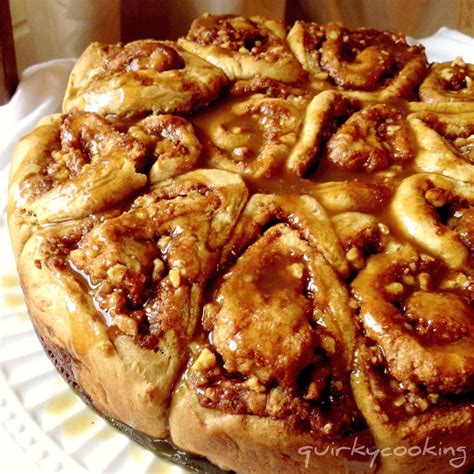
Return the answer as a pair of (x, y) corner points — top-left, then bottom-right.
(122, 0), (474, 41)
(288, 0), (474, 38)
(1, 0), (18, 104)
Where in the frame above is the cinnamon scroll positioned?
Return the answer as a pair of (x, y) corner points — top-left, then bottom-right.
(8, 112), (147, 256)
(284, 91), (417, 178)
(351, 245), (474, 472)
(179, 14), (305, 83)
(391, 174), (474, 269)
(408, 111), (474, 183)
(63, 40), (229, 117)
(419, 58), (474, 103)
(169, 194), (373, 473)
(287, 21), (428, 99)
(8, 111), (205, 258)
(18, 169), (248, 438)
(129, 114), (202, 183)
(193, 94), (308, 178)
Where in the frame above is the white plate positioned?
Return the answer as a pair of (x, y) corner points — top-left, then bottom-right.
(0, 211), (185, 474)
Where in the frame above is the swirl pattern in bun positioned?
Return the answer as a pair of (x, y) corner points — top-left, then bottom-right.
(419, 58), (474, 103)
(352, 245), (474, 473)
(7, 13), (474, 474)
(63, 40), (229, 117)
(408, 110), (474, 182)
(179, 13), (306, 83)
(287, 21), (428, 99)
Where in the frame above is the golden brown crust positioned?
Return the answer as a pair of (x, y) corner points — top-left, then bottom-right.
(331, 212), (389, 271)
(419, 59), (474, 103)
(310, 180), (394, 213)
(408, 111), (474, 182)
(287, 21), (428, 100)
(193, 93), (309, 178)
(7, 13), (474, 474)
(63, 40), (229, 117)
(352, 339), (474, 474)
(326, 103), (415, 172)
(349, 240), (474, 472)
(129, 114), (202, 183)
(19, 220), (176, 437)
(7, 111), (148, 258)
(219, 193), (350, 278)
(170, 382), (375, 474)
(390, 174), (474, 269)
(15, 169), (248, 439)
(284, 90), (358, 176)
(179, 14), (306, 83)
(353, 246), (474, 393)
(284, 90), (418, 179)
(167, 192), (372, 469)
(407, 100), (474, 114)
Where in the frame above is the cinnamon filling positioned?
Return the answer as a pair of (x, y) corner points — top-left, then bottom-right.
(187, 14), (280, 61)
(19, 112), (146, 201)
(102, 42), (185, 75)
(327, 104), (415, 172)
(23, 16), (472, 443)
(353, 247), (474, 404)
(419, 112), (474, 162)
(419, 58), (474, 103)
(189, 225), (363, 435)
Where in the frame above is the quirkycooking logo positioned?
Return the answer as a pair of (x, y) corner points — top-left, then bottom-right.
(298, 437), (467, 469)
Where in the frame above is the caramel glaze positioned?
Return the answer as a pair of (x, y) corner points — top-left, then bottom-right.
(191, 86), (472, 436)
(190, 229), (365, 438)
(353, 253), (474, 420)
(354, 339), (474, 425)
(187, 14), (283, 62)
(36, 71), (473, 442)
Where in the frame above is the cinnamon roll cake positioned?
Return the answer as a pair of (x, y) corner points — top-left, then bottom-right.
(8, 13), (474, 474)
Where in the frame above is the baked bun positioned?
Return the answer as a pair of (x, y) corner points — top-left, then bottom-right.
(178, 14), (306, 83)
(419, 58), (474, 103)
(287, 21), (428, 99)
(16, 169), (248, 437)
(408, 110), (474, 182)
(8, 15), (474, 474)
(128, 114), (203, 183)
(194, 93), (313, 177)
(352, 245), (474, 473)
(170, 213), (369, 473)
(63, 40), (229, 116)
(8, 111), (148, 257)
